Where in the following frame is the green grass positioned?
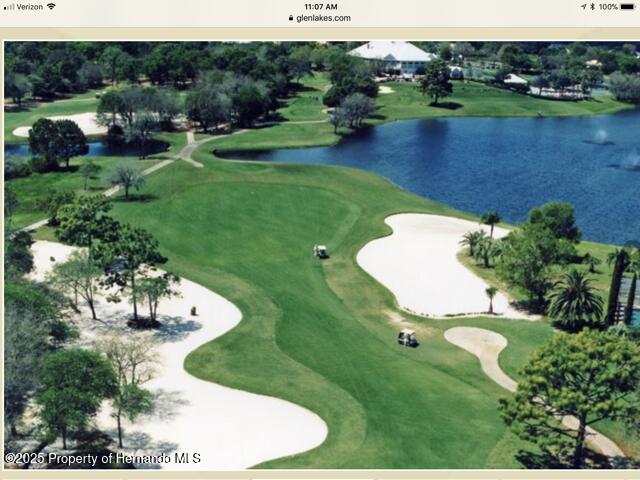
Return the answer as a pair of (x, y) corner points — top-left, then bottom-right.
(6, 156), (161, 229)
(96, 126), (584, 467)
(4, 89), (102, 144)
(277, 73), (330, 122)
(5, 131), (187, 229)
(374, 81), (632, 123)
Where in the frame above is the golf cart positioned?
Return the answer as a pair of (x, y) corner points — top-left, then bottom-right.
(398, 328), (418, 347)
(313, 244), (329, 259)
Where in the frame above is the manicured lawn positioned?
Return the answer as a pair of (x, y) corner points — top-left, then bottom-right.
(277, 73), (330, 122)
(6, 131), (187, 229)
(374, 81), (632, 123)
(6, 156), (161, 229)
(98, 118), (589, 467)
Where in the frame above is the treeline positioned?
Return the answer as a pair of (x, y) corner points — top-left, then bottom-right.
(4, 41), (358, 104)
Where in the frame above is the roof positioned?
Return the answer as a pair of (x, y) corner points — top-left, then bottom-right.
(349, 41), (437, 62)
(400, 328), (416, 335)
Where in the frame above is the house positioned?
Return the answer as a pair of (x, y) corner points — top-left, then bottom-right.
(586, 59), (602, 67)
(348, 41), (437, 74)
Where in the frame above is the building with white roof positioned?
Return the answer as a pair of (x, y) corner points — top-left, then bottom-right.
(348, 41), (437, 74)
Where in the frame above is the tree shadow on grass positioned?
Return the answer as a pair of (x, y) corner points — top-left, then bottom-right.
(112, 193), (159, 203)
(429, 101), (464, 110)
(515, 447), (627, 469)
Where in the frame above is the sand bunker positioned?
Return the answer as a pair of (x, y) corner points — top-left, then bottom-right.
(378, 85), (395, 94)
(30, 241), (328, 470)
(357, 214), (531, 318)
(13, 112), (108, 137)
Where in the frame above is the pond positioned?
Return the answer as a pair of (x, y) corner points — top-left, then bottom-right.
(222, 109), (640, 245)
(4, 139), (169, 159)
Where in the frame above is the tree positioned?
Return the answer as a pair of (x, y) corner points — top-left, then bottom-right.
(4, 231), (34, 278)
(91, 224), (167, 325)
(36, 349), (117, 449)
(232, 84), (267, 127)
(134, 272), (181, 325)
(100, 336), (157, 447)
(5, 71), (32, 107)
(474, 237), (502, 268)
(79, 159), (100, 190)
(418, 59), (453, 105)
(36, 190), (76, 226)
(185, 88), (232, 132)
(56, 195), (119, 247)
(28, 119), (88, 172)
(606, 249), (630, 325)
(4, 305), (49, 436)
(340, 93), (375, 129)
(624, 273), (637, 325)
(486, 286), (498, 314)
(527, 202), (581, 243)
(97, 89), (124, 128)
(329, 107), (347, 133)
(497, 224), (562, 307)
(608, 73), (640, 104)
(47, 249), (102, 320)
(500, 330), (640, 468)
(55, 119), (88, 169)
(480, 211), (501, 238)
(288, 46), (312, 84)
(459, 230), (486, 257)
(101, 45), (125, 85)
(109, 164), (145, 200)
(112, 384), (153, 447)
(547, 269), (604, 332)
(28, 118), (62, 172)
(125, 111), (158, 159)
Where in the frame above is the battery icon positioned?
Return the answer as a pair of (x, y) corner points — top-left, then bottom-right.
(620, 3), (636, 9)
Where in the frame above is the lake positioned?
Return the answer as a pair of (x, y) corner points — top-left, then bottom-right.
(221, 109), (640, 245)
(4, 140), (168, 159)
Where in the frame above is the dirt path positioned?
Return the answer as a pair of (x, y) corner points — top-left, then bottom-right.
(444, 326), (625, 459)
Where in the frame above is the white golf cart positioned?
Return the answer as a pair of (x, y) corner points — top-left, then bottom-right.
(398, 328), (418, 347)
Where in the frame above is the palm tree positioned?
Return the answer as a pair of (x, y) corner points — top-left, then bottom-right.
(459, 230), (486, 257)
(607, 248), (630, 270)
(486, 286), (498, 314)
(474, 237), (502, 268)
(547, 269), (604, 332)
(480, 211), (501, 238)
(582, 253), (601, 274)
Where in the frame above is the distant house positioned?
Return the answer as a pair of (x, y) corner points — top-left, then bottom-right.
(348, 41), (437, 74)
(585, 59), (602, 67)
(503, 73), (528, 85)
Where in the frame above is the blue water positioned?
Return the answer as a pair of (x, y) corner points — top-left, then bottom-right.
(222, 109), (640, 245)
(4, 140), (168, 158)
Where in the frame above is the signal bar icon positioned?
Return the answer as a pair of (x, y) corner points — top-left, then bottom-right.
(47, 2), (55, 9)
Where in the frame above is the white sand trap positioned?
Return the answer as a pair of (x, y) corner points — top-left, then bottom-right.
(444, 326), (624, 458)
(357, 214), (532, 319)
(378, 85), (395, 94)
(444, 327), (515, 390)
(13, 112), (107, 137)
(30, 241), (328, 470)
